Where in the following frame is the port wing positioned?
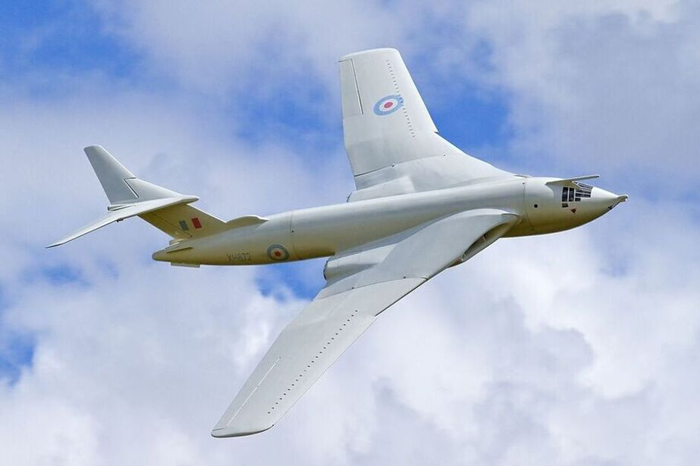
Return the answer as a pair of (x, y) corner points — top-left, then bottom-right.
(212, 209), (518, 437)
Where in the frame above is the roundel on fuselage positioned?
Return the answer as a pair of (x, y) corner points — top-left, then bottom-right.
(267, 244), (290, 261)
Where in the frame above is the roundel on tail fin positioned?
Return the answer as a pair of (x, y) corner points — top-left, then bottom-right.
(373, 95), (404, 116)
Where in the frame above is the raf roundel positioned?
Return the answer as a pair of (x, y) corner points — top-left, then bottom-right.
(373, 95), (404, 116)
(267, 244), (290, 261)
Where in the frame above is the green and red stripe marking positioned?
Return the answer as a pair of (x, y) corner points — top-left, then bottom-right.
(179, 217), (203, 231)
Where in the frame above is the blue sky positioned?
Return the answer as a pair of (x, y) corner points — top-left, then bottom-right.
(1, 2), (134, 91)
(2, 1), (700, 465)
(1, 1), (513, 156)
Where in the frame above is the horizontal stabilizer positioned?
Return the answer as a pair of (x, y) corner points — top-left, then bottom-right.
(48, 146), (227, 247)
(47, 195), (198, 248)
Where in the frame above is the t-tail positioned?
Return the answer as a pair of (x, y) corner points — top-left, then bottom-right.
(47, 146), (228, 248)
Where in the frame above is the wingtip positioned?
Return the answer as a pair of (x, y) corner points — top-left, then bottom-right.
(83, 144), (105, 153)
(340, 47), (400, 62)
(210, 424), (274, 439)
(46, 238), (69, 248)
(46, 235), (76, 248)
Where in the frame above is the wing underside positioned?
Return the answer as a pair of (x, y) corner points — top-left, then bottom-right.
(211, 278), (423, 437)
(212, 209), (519, 437)
(339, 49), (511, 202)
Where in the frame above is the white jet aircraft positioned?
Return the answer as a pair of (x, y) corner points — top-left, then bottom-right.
(49, 48), (627, 437)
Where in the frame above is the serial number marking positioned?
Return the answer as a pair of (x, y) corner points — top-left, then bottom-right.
(227, 252), (252, 264)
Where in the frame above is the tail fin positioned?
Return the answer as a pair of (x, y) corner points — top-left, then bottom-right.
(48, 146), (226, 247)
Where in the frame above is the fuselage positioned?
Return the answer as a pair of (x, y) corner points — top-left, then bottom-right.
(152, 176), (626, 267)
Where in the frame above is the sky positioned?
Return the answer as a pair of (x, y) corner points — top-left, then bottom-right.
(1, 0), (699, 464)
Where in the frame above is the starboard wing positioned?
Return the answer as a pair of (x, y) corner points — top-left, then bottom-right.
(339, 49), (512, 202)
(211, 209), (519, 437)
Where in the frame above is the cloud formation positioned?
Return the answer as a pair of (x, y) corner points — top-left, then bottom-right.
(458, 0), (697, 184)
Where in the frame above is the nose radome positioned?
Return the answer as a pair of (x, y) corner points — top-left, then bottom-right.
(593, 187), (628, 210)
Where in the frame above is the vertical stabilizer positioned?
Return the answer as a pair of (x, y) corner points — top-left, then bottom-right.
(85, 146), (138, 204)
(48, 146), (227, 247)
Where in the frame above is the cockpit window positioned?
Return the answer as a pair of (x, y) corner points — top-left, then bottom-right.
(562, 183), (593, 207)
(574, 182), (592, 200)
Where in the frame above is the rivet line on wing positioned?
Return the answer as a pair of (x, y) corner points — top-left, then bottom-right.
(266, 309), (360, 415)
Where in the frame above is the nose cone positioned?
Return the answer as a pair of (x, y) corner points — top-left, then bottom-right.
(593, 187), (628, 212)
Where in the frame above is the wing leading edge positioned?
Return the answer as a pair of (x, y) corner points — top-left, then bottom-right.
(212, 209), (519, 437)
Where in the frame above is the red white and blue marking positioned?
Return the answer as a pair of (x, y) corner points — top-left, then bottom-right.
(373, 95), (404, 116)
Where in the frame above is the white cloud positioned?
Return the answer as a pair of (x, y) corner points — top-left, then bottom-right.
(2, 1), (700, 465)
(89, 0), (405, 96)
(455, 0), (698, 184)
